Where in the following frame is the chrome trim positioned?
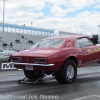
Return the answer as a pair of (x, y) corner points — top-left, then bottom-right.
(10, 62), (54, 67)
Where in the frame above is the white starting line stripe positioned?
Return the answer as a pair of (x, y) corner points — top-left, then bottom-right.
(72, 95), (100, 100)
(0, 73), (24, 77)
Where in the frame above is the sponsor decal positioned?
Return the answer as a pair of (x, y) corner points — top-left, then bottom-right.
(78, 60), (82, 67)
(66, 41), (72, 47)
(88, 48), (100, 53)
(78, 59), (99, 67)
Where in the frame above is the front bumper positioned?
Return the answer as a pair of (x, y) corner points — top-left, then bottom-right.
(10, 62), (54, 67)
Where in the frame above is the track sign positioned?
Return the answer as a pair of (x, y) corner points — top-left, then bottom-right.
(1, 63), (17, 70)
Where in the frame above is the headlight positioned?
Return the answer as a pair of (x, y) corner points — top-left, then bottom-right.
(34, 58), (47, 64)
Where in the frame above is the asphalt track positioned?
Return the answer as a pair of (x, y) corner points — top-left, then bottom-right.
(1, 64), (100, 100)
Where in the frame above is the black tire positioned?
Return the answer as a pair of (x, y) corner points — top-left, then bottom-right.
(55, 59), (77, 84)
(24, 70), (43, 80)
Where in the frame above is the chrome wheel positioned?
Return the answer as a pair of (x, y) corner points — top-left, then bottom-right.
(55, 59), (77, 83)
(66, 65), (74, 79)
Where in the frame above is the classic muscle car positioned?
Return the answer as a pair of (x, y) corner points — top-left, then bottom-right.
(10, 35), (100, 84)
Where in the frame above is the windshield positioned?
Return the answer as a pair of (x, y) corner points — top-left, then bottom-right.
(31, 39), (64, 48)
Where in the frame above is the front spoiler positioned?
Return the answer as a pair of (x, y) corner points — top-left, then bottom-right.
(10, 62), (54, 67)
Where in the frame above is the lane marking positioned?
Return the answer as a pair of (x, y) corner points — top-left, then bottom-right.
(72, 95), (100, 100)
(0, 73), (24, 76)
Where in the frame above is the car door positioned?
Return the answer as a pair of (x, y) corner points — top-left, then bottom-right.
(76, 37), (98, 65)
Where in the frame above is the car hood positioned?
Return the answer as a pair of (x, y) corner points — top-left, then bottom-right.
(12, 48), (60, 57)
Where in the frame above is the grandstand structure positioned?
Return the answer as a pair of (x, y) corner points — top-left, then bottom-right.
(0, 22), (54, 51)
(59, 31), (81, 36)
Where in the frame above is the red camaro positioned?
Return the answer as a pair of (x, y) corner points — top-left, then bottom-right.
(10, 35), (100, 84)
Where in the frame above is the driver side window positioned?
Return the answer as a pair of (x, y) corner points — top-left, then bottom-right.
(75, 38), (94, 48)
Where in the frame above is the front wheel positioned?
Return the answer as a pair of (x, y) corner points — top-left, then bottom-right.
(55, 59), (77, 84)
(24, 70), (44, 80)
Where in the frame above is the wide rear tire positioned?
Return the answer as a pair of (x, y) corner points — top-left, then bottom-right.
(55, 59), (77, 84)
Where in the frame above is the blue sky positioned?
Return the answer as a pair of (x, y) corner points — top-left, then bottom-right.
(0, 0), (100, 35)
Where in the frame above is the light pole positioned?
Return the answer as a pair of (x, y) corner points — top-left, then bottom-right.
(3, 0), (6, 32)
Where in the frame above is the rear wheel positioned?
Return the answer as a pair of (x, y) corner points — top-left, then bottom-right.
(55, 59), (77, 84)
(24, 70), (43, 80)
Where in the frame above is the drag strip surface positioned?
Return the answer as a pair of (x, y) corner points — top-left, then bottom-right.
(1, 65), (100, 100)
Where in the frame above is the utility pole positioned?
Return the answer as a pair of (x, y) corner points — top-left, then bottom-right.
(3, 0), (6, 32)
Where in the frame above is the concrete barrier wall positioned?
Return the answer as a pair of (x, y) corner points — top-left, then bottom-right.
(0, 62), (99, 70)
